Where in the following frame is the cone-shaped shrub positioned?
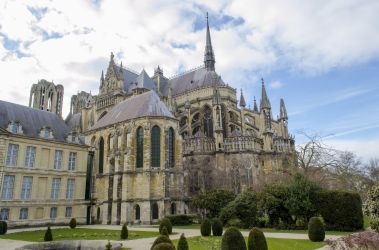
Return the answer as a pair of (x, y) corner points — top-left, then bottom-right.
(121, 223), (128, 239)
(248, 228), (267, 250)
(201, 218), (212, 236)
(105, 240), (112, 250)
(0, 221), (7, 235)
(151, 235), (172, 250)
(177, 233), (189, 250)
(221, 227), (246, 250)
(152, 242), (176, 250)
(161, 226), (169, 236)
(212, 218), (223, 236)
(159, 217), (173, 234)
(308, 217), (325, 242)
(69, 218), (77, 229)
(44, 227), (53, 241)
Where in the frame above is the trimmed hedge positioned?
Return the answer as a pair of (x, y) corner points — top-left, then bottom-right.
(166, 214), (195, 225)
(159, 218), (173, 235)
(161, 226), (169, 237)
(212, 218), (223, 236)
(121, 223), (128, 239)
(201, 218), (212, 236)
(248, 228), (267, 250)
(69, 218), (77, 229)
(0, 221), (7, 235)
(177, 233), (189, 250)
(153, 243), (176, 250)
(44, 227), (53, 241)
(221, 227), (247, 250)
(151, 236), (172, 250)
(315, 190), (363, 231)
(308, 217), (325, 242)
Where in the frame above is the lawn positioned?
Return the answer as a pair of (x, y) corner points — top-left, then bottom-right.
(0, 228), (159, 242)
(172, 236), (325, 250)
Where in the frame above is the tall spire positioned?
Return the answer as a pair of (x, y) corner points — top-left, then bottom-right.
(280, 98), (288, 120)
(253, 96), (258, 112)
(260, 78), (271, 110)
(204, 12), (215, 71)
(240, 89), (246, 107)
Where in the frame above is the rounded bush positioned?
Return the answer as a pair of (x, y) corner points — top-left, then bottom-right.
(161, 226), (169, 236)
(248, 228), (267, 250)
(121, 223), (128, 239)
(44, 227), (53, 242)
(159, 217), (173, 235)
(177, 233), (188, 250)
(105, 241), (112, 250)
(150, 235), (172, 250)
(201, 218), (212, 236)
(0, 221), (7, 235)
(152, 242), (176, 250)
(69, 218), (77, 229)
(212, 218), (223, 236)
(308, 217), (325, 242)
(221, 227), (246, 250)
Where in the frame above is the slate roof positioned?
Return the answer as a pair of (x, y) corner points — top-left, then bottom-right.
(168, 67), (225, 96)
(65, 112), (82, 131)
(0, 100), (70, 142)
(90, 91), (174, 130)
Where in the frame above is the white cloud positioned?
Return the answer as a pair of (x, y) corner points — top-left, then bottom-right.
(269, 80), (284, 89)
(325, 138), (379, 162)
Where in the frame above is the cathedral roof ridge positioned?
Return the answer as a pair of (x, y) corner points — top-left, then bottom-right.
(168, 65), (204, 80)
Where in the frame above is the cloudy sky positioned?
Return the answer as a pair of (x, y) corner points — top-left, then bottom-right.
(1, 0), (378, 161)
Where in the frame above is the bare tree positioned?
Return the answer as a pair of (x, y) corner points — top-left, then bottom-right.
(367, 158), (379, 182)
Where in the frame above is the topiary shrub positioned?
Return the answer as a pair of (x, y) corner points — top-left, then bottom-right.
(159, 217), (173, 235)
(221, 226), (247, 250)
(151, 236), (172, 250)
(177, 233), (188, 250)
(370, 217), (379, 233)
(315, 190), (363, 231)
(105, 240), (112, 250)
(201, 218), (212, 236)
(308, 217), (325, 242)
(0, 221), (7, 235)
(152, 242), (176, 250)
(120, 223), (128, 239)
(69, 218), (77, 229)
(248, 228), (267, 250)
(161, 226), (169, 237)
(44, 227), (53, 241)
(212, 218), (223, 236)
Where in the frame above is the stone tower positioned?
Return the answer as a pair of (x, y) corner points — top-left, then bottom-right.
(29, 79), (64, 117)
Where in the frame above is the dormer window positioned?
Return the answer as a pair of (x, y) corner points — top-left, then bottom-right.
(40, 127), (53, 139)
(7, 121), (22, 134)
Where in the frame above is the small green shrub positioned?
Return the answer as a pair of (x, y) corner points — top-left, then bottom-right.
(0, 221), (7, 235)
(166, 214), (195, 225)
(370, 217), (379, 232)
(69, 218), (77, 229)
(221, 227), (246, 250)
(308, 217), (325, 242)
(161, 226), (169, 236)
(44, 227), (53, 242)
(177, 233), (189, 250)
(159, 217), (173, 235)
(201, 218), (212, 236)
(105, 240), (112, 250)
(152, 242), (176, 250)
(151, 236), (172, 250)
(212, 218), (223, 236)
(120, 223), (128, 239)
(248, 228), (267, 250)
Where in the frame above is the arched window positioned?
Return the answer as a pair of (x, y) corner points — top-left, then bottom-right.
(203, 105), (213, 137)
(136, 127), (144, 168)
(99, 137), (104, 174)
(168, 128), (175, 168)
(151, 126), (160, 168)
(171, 203), (176, 214)
(152, 202), (159, 220)
(135, 205), (140, 220)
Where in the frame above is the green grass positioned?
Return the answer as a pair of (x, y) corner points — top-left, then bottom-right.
(364, 215), (371, 229)
(172, 236), (325, 250)
(0, 228), (159, 242)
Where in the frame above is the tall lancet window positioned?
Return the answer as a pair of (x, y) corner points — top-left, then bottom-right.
(151, 126), (160, 168)
(167, 128), (175, 168)
(136, 127), (144, 168)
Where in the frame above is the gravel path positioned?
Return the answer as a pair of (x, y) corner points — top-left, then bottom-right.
(0, 225), (341, 250)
